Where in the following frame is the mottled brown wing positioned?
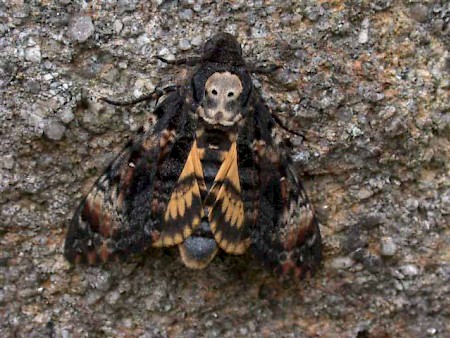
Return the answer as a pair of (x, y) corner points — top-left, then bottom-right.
(64, 92), (191, 264)
(249, 98), (322, 278)
(152, 140), (206, 247)
(255, 157), (321, 277)
(204, 142), (251, 254)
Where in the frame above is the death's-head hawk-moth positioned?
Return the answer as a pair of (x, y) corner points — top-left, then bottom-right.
(64, 33), (322, 278)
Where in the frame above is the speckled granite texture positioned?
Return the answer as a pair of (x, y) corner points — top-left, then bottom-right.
(0, 1), (449, 337)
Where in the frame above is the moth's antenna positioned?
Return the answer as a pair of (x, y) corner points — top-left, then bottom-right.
(156, 56), (202, 66)
(100, 85), (179, 106)
(100, 93), (156, 106)
(271, 111), (305, 138)
(248, 64), (282, 75)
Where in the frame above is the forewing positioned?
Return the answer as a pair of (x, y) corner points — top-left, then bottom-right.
(64, 92), (187, 264)
(204, 142), (251, 254)
(64, 135), (160, 264)
(250, 99), (322, 278)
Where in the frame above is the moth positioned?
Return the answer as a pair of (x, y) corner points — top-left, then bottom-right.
(64, 33), (322, 277)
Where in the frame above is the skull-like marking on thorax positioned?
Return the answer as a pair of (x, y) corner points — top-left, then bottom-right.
(198, 72), (243, 127)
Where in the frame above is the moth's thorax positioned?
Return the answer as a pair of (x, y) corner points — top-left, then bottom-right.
(195, 126), (236, 149)
(197, 71), (244, 127)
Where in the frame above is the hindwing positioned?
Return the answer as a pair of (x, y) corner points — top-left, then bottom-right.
(204, 142), (250, 254)
(153, 140), (206, 247)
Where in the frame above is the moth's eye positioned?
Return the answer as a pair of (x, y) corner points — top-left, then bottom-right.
(227, 92), (234, 97)
(212, 89), (218, 95)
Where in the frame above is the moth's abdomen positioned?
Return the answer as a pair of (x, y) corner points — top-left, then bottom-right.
(178, 219), (218, 269)
(199, 148), (228, 190)
(177, 131), (228, 267)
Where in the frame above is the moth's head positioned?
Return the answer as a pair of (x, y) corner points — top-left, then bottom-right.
(193, 33), (252, 127)
(202, 33), (244, 65)
(197, 71), (245, 127)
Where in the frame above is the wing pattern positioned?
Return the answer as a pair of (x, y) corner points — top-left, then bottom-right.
(152, 140), (206, 247)
(248, 98), (322, 278)
(64, 92), (188, 264)
(205, 142), (250, 254)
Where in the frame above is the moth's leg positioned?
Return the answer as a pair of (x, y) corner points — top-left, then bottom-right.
(270, 111), (305, 138)
(249, 63), (305, 137)
(252, 93), (305, 140)
(100, 85), (180, 107)
(254, 93), (305, 141)
(157, 56), (202, 66)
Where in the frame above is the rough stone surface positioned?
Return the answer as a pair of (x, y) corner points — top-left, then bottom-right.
(44, 120), (66, 141)
(380, 236), (397, 257)
(68, 15), (95, 43)
(1, 1), (449, 337)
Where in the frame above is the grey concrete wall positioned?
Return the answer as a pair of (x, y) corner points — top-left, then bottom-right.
(0, 1), (449, 337)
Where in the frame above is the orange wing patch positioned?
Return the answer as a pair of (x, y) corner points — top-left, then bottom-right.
(152, 140), (206, 247)
(205, 142), (250, 254)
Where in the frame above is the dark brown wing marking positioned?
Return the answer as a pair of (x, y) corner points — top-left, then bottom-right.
(276, 172), (319, 277)
(65, 133), (160, 264)
(250, 98), (322, 278)
(205, 142), (250, 254)
(64, 91), (186, 264)
(152, 140), (206, 247)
